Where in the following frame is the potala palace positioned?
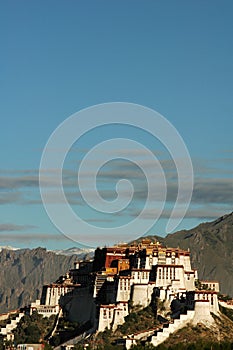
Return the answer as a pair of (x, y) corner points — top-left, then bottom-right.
(27, 239), (221, 348)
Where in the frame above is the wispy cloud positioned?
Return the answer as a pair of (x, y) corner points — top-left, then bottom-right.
(129, 206), (231, 220)
(0, 232), (68, 241)
(192, 178), (233, 204)
(0, 154), (232, 224)
(0, 223), (37, 232)
(0, 175), (39, 189)
(0, 192), (22, 204)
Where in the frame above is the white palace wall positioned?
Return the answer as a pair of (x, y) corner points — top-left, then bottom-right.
(131, 283), (155, 308)
(98, 302), (128, 333)
(116, 276), (131, 302)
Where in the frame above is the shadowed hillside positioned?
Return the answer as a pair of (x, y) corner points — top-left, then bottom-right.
(0, 247), (78, 313)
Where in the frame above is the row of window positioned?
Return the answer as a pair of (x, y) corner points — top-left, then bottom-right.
(39, 309), (57, 313)
(103, 309), (112, 319)
(196, 293), (214, 305)
(158, 267), (176, 280)
(119, 279), (130, 291)
(132, 271), (149, 279)
(102, 306), (127, 319)
(201, 283), (216, 290)
(147, 257), (176, 265)
(48, 287), (73, 296)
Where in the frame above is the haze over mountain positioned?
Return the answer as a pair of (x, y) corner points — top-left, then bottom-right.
(0, 212), (232, 313)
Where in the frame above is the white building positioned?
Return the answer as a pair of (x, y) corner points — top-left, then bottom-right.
(98, 302), (128, 332)
(95, 240), (220, 334)
(30, 300), (60, 317)
(34, 239), (221, 343)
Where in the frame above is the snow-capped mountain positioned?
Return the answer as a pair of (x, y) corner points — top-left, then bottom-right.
(0, 245), (19, 252)
(0, 245), (95, 257)
(53, 247), (95, 257)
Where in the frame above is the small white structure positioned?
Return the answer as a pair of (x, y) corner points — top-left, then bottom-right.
(41, 283), (77, 306)
(192, 300), (215, 325)
(98, 302), (128, 332)
(30, 300), (60, 317)
(155, 265), (188, 291)
(131, 269), (150, 284)
(194, 290), (219, 313)
(0, 312), (24, 337)
(116, 276), (131, 302)
(17, 344), (44, 350)
(199, 280), (220, 293)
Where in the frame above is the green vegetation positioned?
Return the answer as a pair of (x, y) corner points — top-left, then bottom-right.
(130, 345), (156, 349)
(194, 279), (202, 290)
(159, 319), (233, 350)
(218, 293), (232, 301)
(71, 339), (233, 350)
(117, 305), (159, 335)
(194, 280), (213, 291)
(13, 311), (55, 345)
(87, 329), (124, 350)
(50, 318), (92, 346)
(156, 342), (233, 349)
(86, 303), (160, 349)
(219, 305), (233, 322)
(0, 311), (23, 328)
(50, 318), (79, 346)
(0, 337), (16, 350)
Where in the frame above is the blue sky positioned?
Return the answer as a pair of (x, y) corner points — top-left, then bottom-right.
(0, 0), (233, 249)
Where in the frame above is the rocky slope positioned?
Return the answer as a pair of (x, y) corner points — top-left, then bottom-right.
(0, 247), (78, 313)
(146, 211), (233, 296)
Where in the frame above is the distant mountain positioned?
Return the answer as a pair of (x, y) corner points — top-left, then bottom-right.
(53, 246), (95, 257)
(142, 211), (233, 296)
(0, 247), (85, 313)
(0, 245), (19, 252)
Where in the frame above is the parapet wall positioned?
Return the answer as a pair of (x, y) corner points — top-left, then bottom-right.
(192, 300), (214, 325)
(131, 284), (154, 308)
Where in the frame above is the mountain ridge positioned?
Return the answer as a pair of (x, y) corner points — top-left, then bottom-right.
(0, 247), (85, 313)
(142, 211), (233, 296)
